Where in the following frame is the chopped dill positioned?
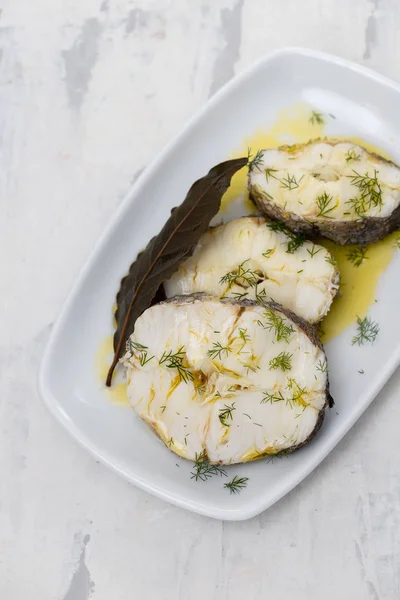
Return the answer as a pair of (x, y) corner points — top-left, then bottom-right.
(231, 291), (249, 300)
(316, 191), (336, 218)
(247, 148), (264, 172)
(219, 403), (236, 427)
(269, 351), (293, 372)
(167, 437), (174, 447)
(265, 167), (279, 182)
(307, 244), (322, 258)
(159, 346), (194, 383)
(316, 359), (328, 373)
(128, 340), (155, 366)
(224, 475), (249, 494)
(345, 148), (361, 163)
(207, 341), (231, 360)
(287, 233), (305, 254)
(238, 327), (250, 350)
(352, 316), (379, 346)
(280, 173), (304, 191)
(262, 248), (274, 258)
(261, 390), (285, 404)
(286, 378), (309, 409)
(358, 369), (365, 374)
(255, 285), (268, 304)
(346, 246), (368, 267)
(257, 307), (295, 343)
(190, 450), (227, 481)
(266, 220), (305, 253)
(325, 254), (338, 266)
(309, 110), (325, 125)
(220, 259), (260, 288)
(347, 169), (383, 216)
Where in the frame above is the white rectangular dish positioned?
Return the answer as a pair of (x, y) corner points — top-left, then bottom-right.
(39, 48), (400, 520)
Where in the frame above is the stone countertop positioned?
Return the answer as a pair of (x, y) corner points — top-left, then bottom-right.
(1, 1), (400, 598)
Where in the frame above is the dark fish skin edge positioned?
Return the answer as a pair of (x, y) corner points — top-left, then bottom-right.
(160, 293), (333, 462)
(250, 184), (400, 245)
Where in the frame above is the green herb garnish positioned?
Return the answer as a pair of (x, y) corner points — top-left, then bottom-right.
(218, 403), (236, 427)
(309, 110), (324, 125)
(346, 246), (368, 267)
(159, 346), (194, 383)
(316, 191), (336, 218)
(347, 169), (383, 216)
(352, 316), (379, 346)
(190, 450), (227, 481)
(224, 475), (249, 494)
(220, 259), (260, 288)
(128, 340), (154, 366)
(257, 307), (294, 343)
(207, 342), (231, 360)
(269, 351), (292, 372)
(345, 148), (361, 163)
(280, 173), (304, 191)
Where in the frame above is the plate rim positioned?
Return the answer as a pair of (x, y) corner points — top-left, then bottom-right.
(39, 46), (400, 520)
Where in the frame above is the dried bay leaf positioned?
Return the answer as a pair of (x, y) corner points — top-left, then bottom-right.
(106, 157), (247, 386)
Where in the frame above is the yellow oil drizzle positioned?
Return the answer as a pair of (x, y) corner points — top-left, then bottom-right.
(220, 101), (398, 343)
(97, 102), (399, 405)
(320, 234), (397, 343)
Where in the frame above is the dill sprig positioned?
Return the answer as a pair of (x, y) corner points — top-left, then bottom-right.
(231, 291), (249, 300)
(325, 254), (338, 266)
(224, 475), (249, 494)
(280, 173), (304, 191)
(190, 450), (227, 481)
(316, 359), (328, 373)
(266, 221), (305, 253)
(159, 346), (194, 383)
(261, 390), (285, 404)
(207, 341), (231, 360)
(286, 378), (309, 408)
(247, 148), (264, 172)
(287, 234), (305, 254)
(218, 403), (236, 427)
(346, 246), (368, 267)
(269, 351), (293, 372)
(345, 148), (361, 163)
(316, 191), (336, 218)
(307, 244), (322, 258)
(309, 110), (325, 125)
(352, 316), (379, 346)
(262, 248), (274, 258)
(128, 340), (154, 366)
(257, 307), (295, 343)
(347, 169), (383, 216)
(237, 327), (250, 352)
(265, 167), (279, 182)
(220, 259), (260, 289)
(255, 285), (268, 304)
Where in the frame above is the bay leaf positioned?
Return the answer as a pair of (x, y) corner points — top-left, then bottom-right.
(106, 156), (247, 386)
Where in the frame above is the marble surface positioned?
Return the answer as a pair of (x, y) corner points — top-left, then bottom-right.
(2, 0), (400, 598)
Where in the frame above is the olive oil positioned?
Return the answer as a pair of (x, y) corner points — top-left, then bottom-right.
(222, 102), (397, 343)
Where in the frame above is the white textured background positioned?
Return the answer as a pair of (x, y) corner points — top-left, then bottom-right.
(2, 1), (400, 598)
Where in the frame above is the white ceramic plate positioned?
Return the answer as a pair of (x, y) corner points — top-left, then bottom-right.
(39, 48), (400, 520)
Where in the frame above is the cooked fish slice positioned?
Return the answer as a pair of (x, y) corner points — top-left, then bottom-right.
(248, 140), (400, 244)
(122, 295), (331, 465)
(164, 216), (339, 324)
